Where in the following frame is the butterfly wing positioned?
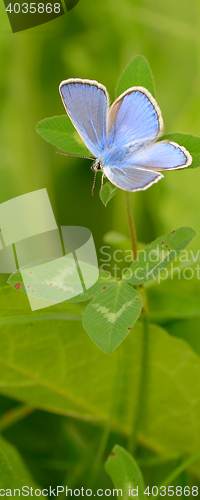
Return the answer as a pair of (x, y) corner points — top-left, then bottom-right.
(107, 86), (163, 151)
(59, 79), (109, 158)
(103, 164), (163, 192)
(126, 140), (192, 170)
(104, 87), (191, 191)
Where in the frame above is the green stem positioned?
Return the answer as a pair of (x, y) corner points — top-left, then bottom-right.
(157, 448), (200, 491)
(127, 313), (149, 455)
(124, 192), (138, 260)
(124, 192), (150, 453)
(0, 404), (34, 432)
(12, 243), (19, 270)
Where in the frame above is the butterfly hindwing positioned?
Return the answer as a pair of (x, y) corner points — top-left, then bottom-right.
(127, 140), (192, 170)
(103, 164), (163, 191)
(59, 79), (109, 158)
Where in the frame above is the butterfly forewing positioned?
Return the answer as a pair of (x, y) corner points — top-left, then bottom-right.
(107, 87), (163, 151)
(59, 79), (109, 158)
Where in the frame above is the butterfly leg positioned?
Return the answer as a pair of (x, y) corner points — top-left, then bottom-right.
(100, 172), (105, 191)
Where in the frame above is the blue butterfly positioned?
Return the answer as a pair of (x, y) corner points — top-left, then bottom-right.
(59, 79), (192, 192)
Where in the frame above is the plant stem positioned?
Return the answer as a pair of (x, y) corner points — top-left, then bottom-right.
(124, 192), (149, 454)
(128, 312), (149, 455)
(124, 192), (138, 260)
(0, 404), (34, 432)
(157, 448), (200, 490)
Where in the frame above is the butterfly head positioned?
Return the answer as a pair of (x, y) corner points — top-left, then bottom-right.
(91, 159), (103, 172)
(91, 159), (104, 196)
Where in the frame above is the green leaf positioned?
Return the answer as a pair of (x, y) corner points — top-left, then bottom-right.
(103, 231), (130, 246)
(0, 435), (39, 492)
(82, 281), (142, 353)
(147, 278), (200, 324)
(8, 266), (115, 304)
(8, 270), (26, 294)
(125, 227), (197, 285)
(36, 115), (91, 156)
(100, 181), (119, 206)
(116, 55), (155, 98)
(1, 289), (200, 457)
(103, 232), (146, 252)
(103, 230), (132, 251)
(0, 284), (84, 323)
(105, 445), (145, 500)
(8, 257), (100, 305)
(65, 272), (116, 303)
(167, 318), (200, 358)
(160, 132), (200, 168)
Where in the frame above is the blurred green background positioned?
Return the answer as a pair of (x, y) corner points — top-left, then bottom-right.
(0, 0), (200, 494)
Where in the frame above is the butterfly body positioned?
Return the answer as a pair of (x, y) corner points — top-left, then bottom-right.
(59, 78), (192, 192)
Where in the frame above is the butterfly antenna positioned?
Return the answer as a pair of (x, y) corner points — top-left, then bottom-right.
(91, 170), (98, 196)
(56, 152), (93, 160)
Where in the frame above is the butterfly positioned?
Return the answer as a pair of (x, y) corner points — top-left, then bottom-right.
(59, 78), (192, 192)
